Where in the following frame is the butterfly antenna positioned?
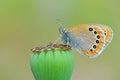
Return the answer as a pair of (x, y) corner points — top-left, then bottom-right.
(56, 19), (65, 28)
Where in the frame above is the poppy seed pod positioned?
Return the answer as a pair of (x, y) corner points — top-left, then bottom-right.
(30, 43), (74, 80)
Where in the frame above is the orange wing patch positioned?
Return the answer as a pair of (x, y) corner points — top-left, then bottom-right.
(101, 26), (113, 43)
(82, 27), (105, 57)
(95, 24), (113, 45)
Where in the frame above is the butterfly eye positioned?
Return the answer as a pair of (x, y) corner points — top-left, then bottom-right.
(89, 28), (93, 31)
(97, 35), (100, 39)
(96, 40), (99, 44)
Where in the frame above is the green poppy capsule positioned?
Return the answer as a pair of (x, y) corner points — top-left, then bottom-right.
(30, 43), (74, 80)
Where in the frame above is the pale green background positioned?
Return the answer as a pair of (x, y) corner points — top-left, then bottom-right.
(0, 0), (119, 80)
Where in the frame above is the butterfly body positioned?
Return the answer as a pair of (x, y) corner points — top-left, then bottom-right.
(59, 24), (113, 58)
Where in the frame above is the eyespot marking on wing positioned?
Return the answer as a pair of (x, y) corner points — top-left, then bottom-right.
(82, 26), (105, 58)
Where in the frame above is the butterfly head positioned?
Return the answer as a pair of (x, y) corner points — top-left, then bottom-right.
(59, 27), (69, 44)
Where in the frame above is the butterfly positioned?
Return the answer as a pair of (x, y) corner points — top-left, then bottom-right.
(59, 24), (113, 58)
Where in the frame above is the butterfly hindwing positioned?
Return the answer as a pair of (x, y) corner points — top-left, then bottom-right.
(59, 24), (113, 58)
(66, 24), (106, 58)
(95, 24), (113, 47)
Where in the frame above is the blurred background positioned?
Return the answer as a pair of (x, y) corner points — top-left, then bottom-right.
(0, 0), (119, 80)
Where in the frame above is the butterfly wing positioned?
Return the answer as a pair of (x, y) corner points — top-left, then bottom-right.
(95, 24), (113, 47)
(66, 24), (106, 58)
